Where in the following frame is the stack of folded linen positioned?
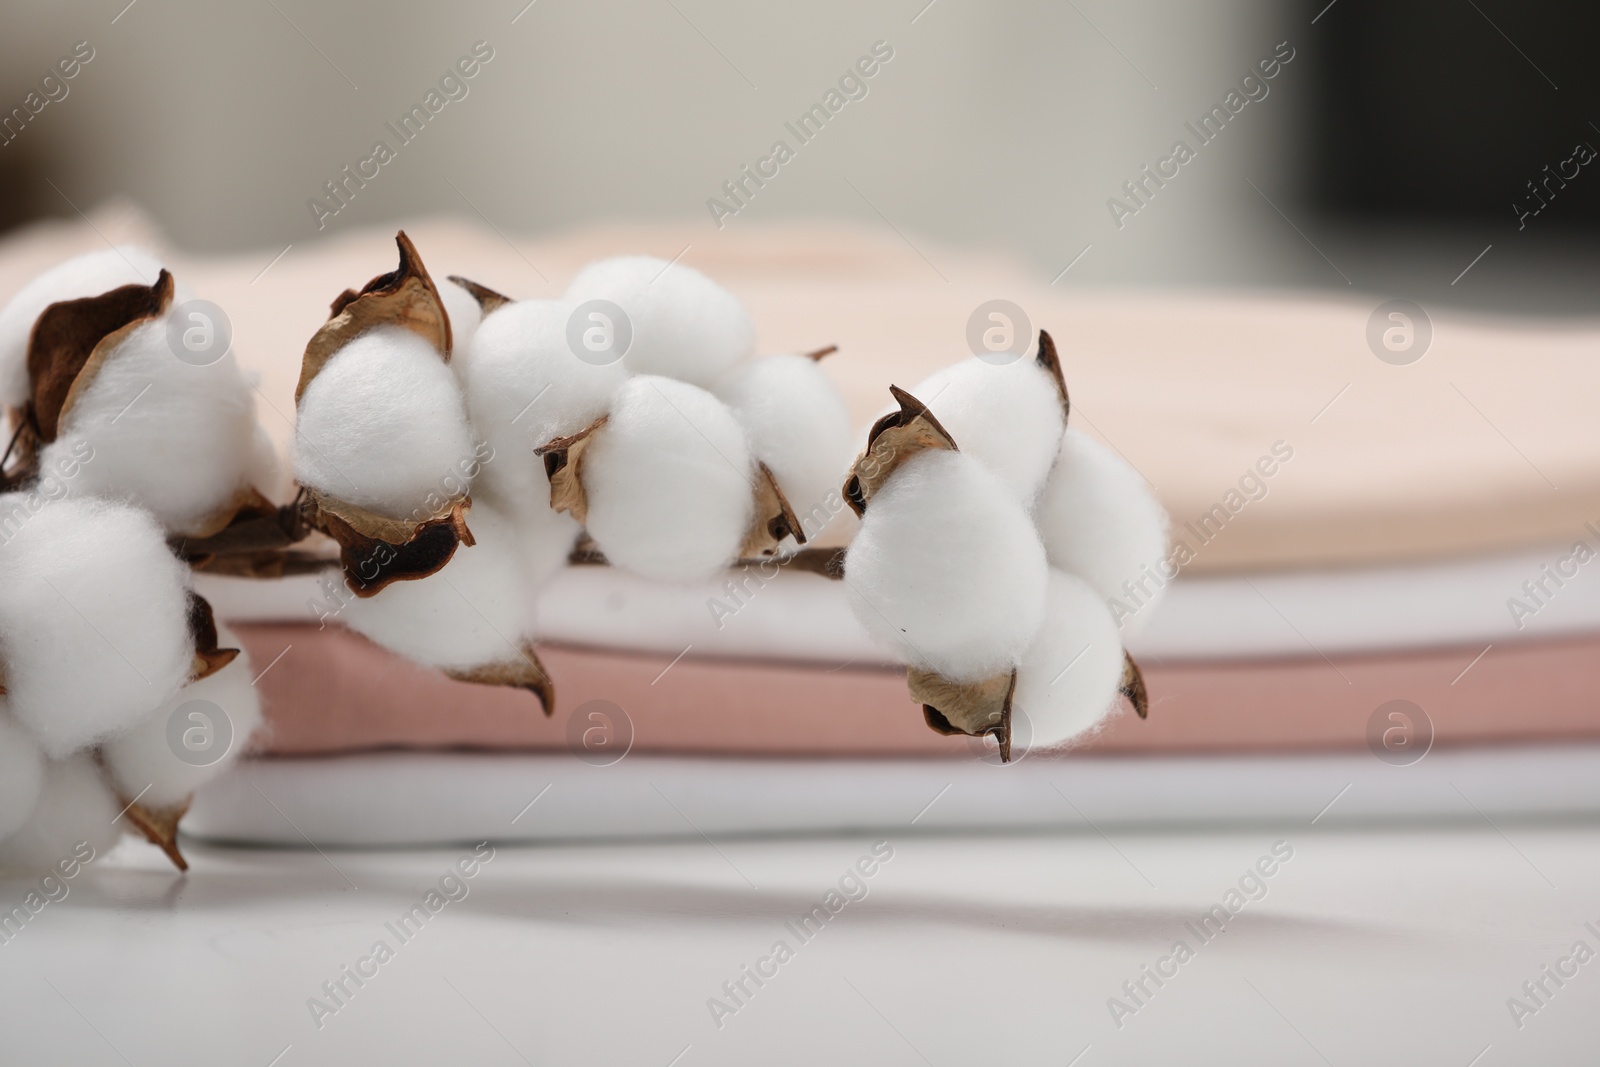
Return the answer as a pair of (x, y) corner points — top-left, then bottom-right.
(5, 205), (1598, 845)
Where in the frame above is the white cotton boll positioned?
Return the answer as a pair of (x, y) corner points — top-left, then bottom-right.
(582, 375), (753, 582)
(0, 496), (192, 758)
(1013, 570), (1124, 749)
(0, 754), (122, 875)
(0, 710), (45, 841)
(439, 278), (483, 355)
(1036, 428), (1169, 635)
(907, 357), (1066, 504)
(37, 314), (262, 536)
(0, 245), (167, 410)
(844, 450), (1048, 682)
(342, 498), (537, 669)
(712, 354), (852, 541)
(294, 325), (476, 520)
(101, 623), (263, 810)
(457, 299), (626, 508)
(564, 256), (754, 386)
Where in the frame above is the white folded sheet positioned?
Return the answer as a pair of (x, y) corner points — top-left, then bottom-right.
(185, 743), (1600, 847)
(198, 539), (1600, 663)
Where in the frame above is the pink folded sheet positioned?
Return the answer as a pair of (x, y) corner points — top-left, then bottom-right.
(236, 623), (1600, 758)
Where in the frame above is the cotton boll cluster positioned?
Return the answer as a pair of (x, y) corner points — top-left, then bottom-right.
(713, 353), (852, 542)
(845, 449), (1047, 682)
(456, 297), (625, 509)
(580, 376), (755, 582)
(295, 325), (476, 521)
(0, 496), (193, 758)
(1035, 428), (1169, 635)
(564, 256), (755, 386)
(1013, 571), (1124, 747)
(101, 622), (263, 810)
(906, 356), (1066, 504)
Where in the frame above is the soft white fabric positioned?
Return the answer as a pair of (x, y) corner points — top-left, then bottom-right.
(0, 754), (121, 874)
(564, 256), (754, 386)
(1014, 570), (1125, 749)
(0, 496), (191, 758)
(0, 245), (167, 409)
(844, 449), (1047, 682)
(713, 354), (853, 543)
(101, 622), (263, 809)
(342, 498), (539, 670)
(0, 709), (45, 841)
(1036, 428), (1170, 636)
(184, 743), (1600, 846)
(905, 356), (1066, 503)
(581, 376), (754, 583)
(294, 325), (476, 521)
(40, 315), (263, 536)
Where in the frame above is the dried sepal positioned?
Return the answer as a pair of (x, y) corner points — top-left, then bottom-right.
(119, 794), (191, 872)
(172, 487), (324, 577)
(536, 415), (608, 525)
(739, 462), (806, 558)
(444, 644), (555, 716)
(843, 385), (958, 517)
(739, 544), (845, 579)
(295, 231), (451, 402)
(910, 666), (1018, 762)
(803, 344), (838, 361)
(304, 489), (473, 597)
(447, 275), (512, 315)
(1035, 329), (1069, 421)
(26, 270), (175, 445)
(186, 591), (240, 683)
(1120, 651), (1148, 720)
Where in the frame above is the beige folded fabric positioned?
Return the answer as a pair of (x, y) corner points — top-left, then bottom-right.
(4, 202), (1598, 572)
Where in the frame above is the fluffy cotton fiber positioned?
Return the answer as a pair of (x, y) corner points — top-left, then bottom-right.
(1036, 428), (1169, 633)
(1012, 570), (1124, 749)
(0, 709), (45, 841)
(581, 376), (754, 582)
(40, 314), (264, 536)
(438, 277), (484, 356)
(295, 325), (476, 521)
(907, 356), (1066, 504)
(0, 496), (192, 758)
(713, 354), (853, 543)
(564, 256), (754, 386)
(342, 498), (540, 670)
(102, 622), (262, 809)
(456, 298), (627, 509)
(844, 449), (1048, 682)
(0, 245), (168, 410)
(0, 754), (122, 874)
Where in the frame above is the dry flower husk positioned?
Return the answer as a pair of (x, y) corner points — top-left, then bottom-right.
(536, 415), (608, 525)
(803, 344), (838, 361)
(447, 275), (512, 315)
(186, 590), (239, 683)
(1119, 651), (1149, 719)
(739, 462), (805, 558)
(444, 644), (556, 717)
(116, 790), (191, 872)
(910, 666), (1018, 761)
(296, 231), (452, 400)
(843, 385), (958, 517)
(1034, 328), (1069, 420)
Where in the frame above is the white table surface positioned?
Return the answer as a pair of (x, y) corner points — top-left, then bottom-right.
(1, 822), (1596, 1066)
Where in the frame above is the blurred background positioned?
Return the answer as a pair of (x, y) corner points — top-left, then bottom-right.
(2, 0), (1597, 313)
